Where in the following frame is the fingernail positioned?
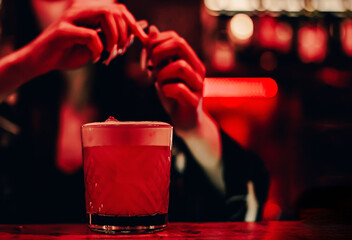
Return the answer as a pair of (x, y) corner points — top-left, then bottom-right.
(137, 20), (149, 30)
(155, 82), (160, 91)
(103, 45), (118, 66)
(117, 48), (124, 55)
(140, 48), (147, 71)
(147, 70), (153, 79)
(111, 45), (119, 58)
(129, 35), (135, 46)
(93, 56), (100, 63)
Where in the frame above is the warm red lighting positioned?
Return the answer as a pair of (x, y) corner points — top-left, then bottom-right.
(258, 17), (292, 53)
(275, 22), (293, 53)
(341, 19), (352, 57)
(203, 78), (281, 220)
(219, 117), (250, 147)
(211, 42), (235, 72)
(317, 67), (350, 88)
(56, 104), (96, 174)
(204, 77), (278, 98)
(203, 78), (278, 146)
(258, 17), (276, 49)
(263, 201), (282, 221)
(298, 24), (327, 63)
(5, 93), (18, 106)
(229, 14), (254, 44)
(260, 51), (278, 71)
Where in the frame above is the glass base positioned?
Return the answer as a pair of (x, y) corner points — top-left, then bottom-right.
(88, 213), (168, 234)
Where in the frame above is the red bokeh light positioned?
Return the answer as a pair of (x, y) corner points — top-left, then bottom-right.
(258, 17), (276, 49)
(263, 201), (282, 221)
(203, 78), (281, 219)
(258, 17), (292, 53)
(5, 93), (18, 106)
(317, 67), (350, 88)
(260, 51), (278, 71)
(341, 19), (352, 57)
(203, 77), (278, 147)
(275, 22), (293, 53)
(298, 24), (327, 63)
(211, 42), (235, 72)
(203, 77), (278, 98)
(56, 104), (96, 174)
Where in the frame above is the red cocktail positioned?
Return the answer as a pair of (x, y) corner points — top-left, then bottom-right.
(81, 117), (173, 234)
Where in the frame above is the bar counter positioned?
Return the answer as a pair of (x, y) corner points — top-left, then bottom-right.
(0, 221), (351, 239)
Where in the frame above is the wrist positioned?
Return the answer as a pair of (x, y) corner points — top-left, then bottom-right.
(175, 100), (218, 142)
(0, 44), (40, 101)
(8, 39), (47, 82)
(16, 44), (41, 81)
(22, 35), (54, 77)
(175, 99), (222, 164)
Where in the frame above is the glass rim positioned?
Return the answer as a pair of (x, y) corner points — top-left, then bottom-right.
(82, 121), (172, 129)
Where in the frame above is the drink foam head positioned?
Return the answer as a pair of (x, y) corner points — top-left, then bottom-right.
(82, 117), (173, 147)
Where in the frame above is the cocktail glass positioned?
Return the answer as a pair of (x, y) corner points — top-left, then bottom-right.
(81, 117), (173, 234)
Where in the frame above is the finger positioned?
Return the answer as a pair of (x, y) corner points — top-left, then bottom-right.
(104, 19), (148, 66)
(144, 31), (174, 64)
(160, 82), (199, 108)
(155, 82), (173, 115)
(115, 15), (128, 49)
(140, 48), (147, 71)
(64, 24), (104, 61)
(138, 20), (149, 30)
(99, 12), (118, 53)
(119, 6), (149, 43)
(147, 30), (175, 46)
(150, 37), (206, 78)
(126, 20), (148, 48)
(155, 59), (203, 92)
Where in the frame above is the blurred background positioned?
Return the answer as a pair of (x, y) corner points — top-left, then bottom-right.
(125, 0), (352, 221)
(1, 0), (351, 222)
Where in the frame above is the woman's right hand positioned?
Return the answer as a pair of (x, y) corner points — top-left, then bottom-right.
(27, 2), (138, 74)
(0, 1), (148, 102)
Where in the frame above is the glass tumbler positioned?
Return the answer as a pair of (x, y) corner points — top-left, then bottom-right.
(81, 117), (173, 234)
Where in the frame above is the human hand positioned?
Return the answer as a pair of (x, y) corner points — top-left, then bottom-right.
(27, 2), (141, 74)
(144, 26), (206, 130)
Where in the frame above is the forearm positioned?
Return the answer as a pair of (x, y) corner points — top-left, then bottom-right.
(0, 44), (40, 102)
(175, 102), (225, 194)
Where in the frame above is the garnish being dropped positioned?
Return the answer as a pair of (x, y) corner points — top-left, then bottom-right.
(105, 116), (118, 122)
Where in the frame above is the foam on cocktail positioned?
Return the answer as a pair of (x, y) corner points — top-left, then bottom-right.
(82, 117), (172, 148)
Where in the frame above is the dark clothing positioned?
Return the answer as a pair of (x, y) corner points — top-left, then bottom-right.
(0, 59), (268, 223)
(169, 131), (269, 222)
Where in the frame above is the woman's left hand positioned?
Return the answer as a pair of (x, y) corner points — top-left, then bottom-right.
(144, 26), (206, 130)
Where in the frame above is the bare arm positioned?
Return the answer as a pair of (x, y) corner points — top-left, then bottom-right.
(0, 45), (39, 102)
(0, 2), (141, 102)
